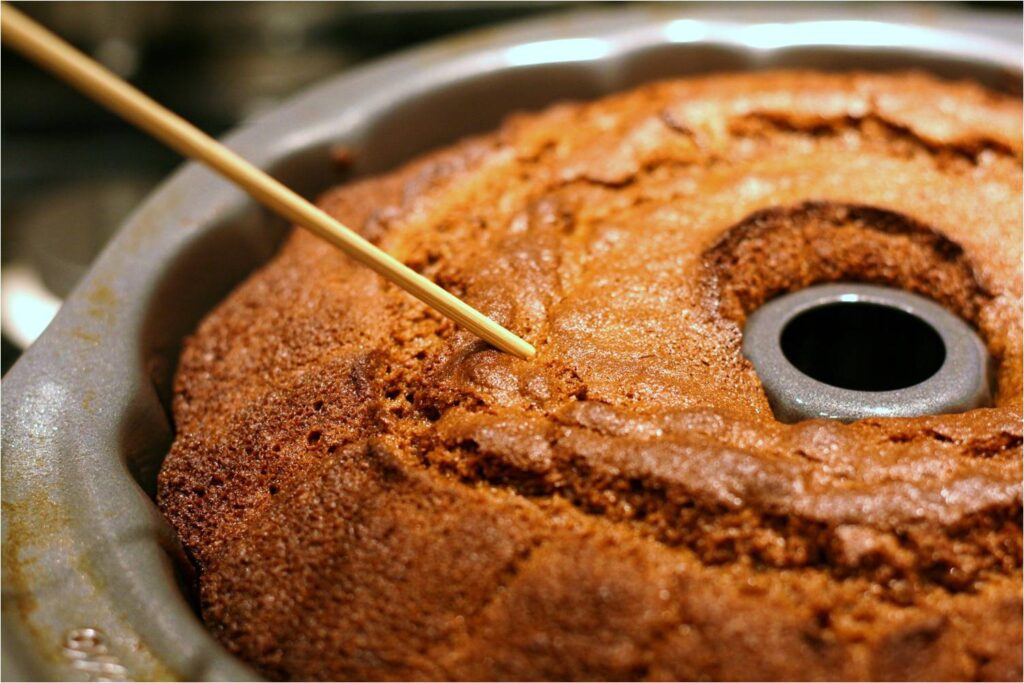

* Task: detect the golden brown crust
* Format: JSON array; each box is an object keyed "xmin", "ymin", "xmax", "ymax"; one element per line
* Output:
[{"xmin": 158, "ymin": 71, "xmax": 1023, "ymax": 681}]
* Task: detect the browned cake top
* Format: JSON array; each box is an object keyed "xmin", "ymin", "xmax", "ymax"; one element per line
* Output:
[{"xmin": 158, "ymin": 71, "xmax": 1023, "ymax": 681}]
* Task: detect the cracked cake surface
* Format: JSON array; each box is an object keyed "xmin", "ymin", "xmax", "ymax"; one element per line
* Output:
[{"xmin": 157, "ymin": 71, "xmax": 1023, "ymax": 681}]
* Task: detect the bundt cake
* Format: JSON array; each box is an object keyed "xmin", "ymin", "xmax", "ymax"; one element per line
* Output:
[{"xmin": 158, "ymin": 71, "xmax": 1023, "ymax": 681}]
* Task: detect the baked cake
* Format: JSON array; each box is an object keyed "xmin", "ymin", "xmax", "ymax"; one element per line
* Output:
[{"xmin": 157, "ymin": 71, "xmax": 1023, "ymax": 680}]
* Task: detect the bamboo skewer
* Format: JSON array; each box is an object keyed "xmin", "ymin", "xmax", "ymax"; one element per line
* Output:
[{"xmin": 0, "ymin": 3, "xmax": 536, "ymax": 360}]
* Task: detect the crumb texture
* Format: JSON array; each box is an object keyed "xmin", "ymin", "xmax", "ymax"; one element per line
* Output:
[{"xmin": 158, "ymin": 72, "xmax": 1023, "ymax": 681}]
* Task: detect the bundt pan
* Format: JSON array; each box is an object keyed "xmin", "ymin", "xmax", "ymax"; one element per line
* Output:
[{"xmin": 2, "ymin": 7, "xmax": 1020, "ymax": 681}]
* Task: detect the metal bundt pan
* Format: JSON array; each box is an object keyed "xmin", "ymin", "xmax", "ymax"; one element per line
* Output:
[{"xmin": 3, "ymin": 7, "xmax": 1020, "ymax": 681}]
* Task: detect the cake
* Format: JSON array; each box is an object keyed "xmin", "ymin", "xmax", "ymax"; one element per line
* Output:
[{"xmin": 157, "ymin": 71, "xmax": 1023, "ymax": 681}]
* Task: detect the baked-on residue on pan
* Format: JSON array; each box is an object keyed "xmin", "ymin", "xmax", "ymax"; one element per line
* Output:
[{"xmin": 158, "ymin": 72, "xmax": 1023, "ymax": 681}]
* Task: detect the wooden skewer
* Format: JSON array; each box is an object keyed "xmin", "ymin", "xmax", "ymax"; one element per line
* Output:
[{"xmin": 0, "ymin": 3, "xmax": 536, "ymax": 360}]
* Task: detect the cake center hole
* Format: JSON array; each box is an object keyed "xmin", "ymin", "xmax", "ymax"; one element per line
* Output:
[{"xmin": 780, "ymin": 301, "xmax": 945, "ymax": 391}]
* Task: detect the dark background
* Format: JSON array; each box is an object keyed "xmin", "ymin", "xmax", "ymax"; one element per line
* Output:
[{"xmin": 2, "ymin": 1, "xmax": 1020, "ymax": 374}]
